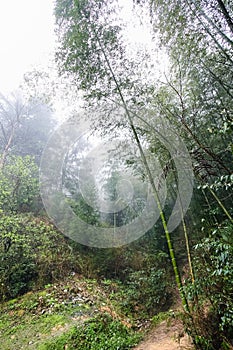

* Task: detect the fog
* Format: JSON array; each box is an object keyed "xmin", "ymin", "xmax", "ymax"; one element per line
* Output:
[{"xmin": 0, "ymin": 0, "xmax": 55, "ymax": 93}]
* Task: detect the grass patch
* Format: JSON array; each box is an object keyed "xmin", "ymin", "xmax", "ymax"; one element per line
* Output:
[
  {"xmin": 38, "ymin": 313, "xmax": 142, "ymax": 350},
  {"xmin": 0, "ymin": 312, "xmax": 70, "ymax": 350},
  {"xmin": 151, "ymin": 310, "xmax": 176, "ymax": 327}
]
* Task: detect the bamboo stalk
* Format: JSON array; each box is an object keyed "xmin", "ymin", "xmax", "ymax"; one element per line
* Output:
[
  {"xmin": 93, "ymin": 25, "xmax": 190, "ymax": 313},
  {"xmin": 207, "ymin": 186, "xmax": 233, "ymax": 224}
]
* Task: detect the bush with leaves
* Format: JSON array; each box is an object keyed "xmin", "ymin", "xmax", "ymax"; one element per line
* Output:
[
  {"xmin": 0, "ymin": 214, "xmax": 82, "ymax": 300},
  {"xmin": 0, "ymin": 155, "xmax": 40, "ymax": 214},
  {"xmin": 183, "ymin": 223, "xmax": 233, "ymax": 349},
  {"xmin": 124, "ymin": 266, "xmax": 172, "ymax": 318}
]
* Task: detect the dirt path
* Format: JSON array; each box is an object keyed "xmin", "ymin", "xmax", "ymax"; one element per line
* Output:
[{"xmin": 134, "ymin": 319, "xmax": 194, "ymax": 350}]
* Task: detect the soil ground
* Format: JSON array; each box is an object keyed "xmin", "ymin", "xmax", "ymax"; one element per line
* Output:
[{"xmin": 134, "ymin": 318, "xmax": 194, "ymax": 350}]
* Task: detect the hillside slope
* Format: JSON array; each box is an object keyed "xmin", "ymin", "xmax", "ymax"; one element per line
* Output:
[
  {"xmin": 0, "ymin": 275, "xmax": 139, "ymax": 350},
  {"xmin": 0, "ymin": 275, "xmax": 195, "ymax": 350}
]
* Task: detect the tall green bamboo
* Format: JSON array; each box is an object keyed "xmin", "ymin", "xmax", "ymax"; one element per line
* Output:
[
  {"xmin": 93, "ymin": 26, "xmax": 190, "ymax": 313},
  {"xmin": 207, "ymin": 186, "xmax": 233, "ymax": 224}
]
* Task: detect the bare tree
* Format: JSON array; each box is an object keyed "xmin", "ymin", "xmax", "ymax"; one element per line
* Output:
[{"xmin": 0, "ymin": 92, "xmax": 30, "ymax": 168}]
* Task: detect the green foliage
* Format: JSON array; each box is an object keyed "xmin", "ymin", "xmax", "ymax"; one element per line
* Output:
[
  {"xmin": 124, "ymin": 267, "xmax": 172, "ymax": 317},
  {"xmin": 151, "ymin": 310, "xmax": 176, "ymax": 327},
  {"xmin": 55, "ymin": 0, "xmax": 123, "ymax": 100},
  {"xmin": 0, "ymin": 155, "xmax": 87, "ymax": 301},
  {"xmin": 0, "ymin": 215, "xmax": 36, "ymax": 298},
  {"xmin": 183, "ymin": 224, "xmax": 233, "ymax": 349},
  {"xmin": 0, "ymin": 155, "xmax": 40, "ymax": 214},
  {"xmin": 0, "ymin": 214, "xmax": 80, "ymax": 300},
  {"xmin": 97, "ymin": 251, "xmax": 173, "ymax": 319},
  {"xmin": 67, "ymin": 196, "xmax": 100, "ymax": 226},
  {"xmin": 38, "ymin": 313, "xmax": 141, "ymax": 350}
]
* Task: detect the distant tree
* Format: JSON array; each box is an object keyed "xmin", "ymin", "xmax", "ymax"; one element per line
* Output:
[
  {"xmin": 0, "ymin": 91, "xmax": 56, "ymax": 166},
  {"xmin": 0, "ymin": 155, "xmax": 40, "ymax": 214}
]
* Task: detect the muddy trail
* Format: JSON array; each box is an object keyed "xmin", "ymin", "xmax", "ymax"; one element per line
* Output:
[{"xmin": 134, "ymin": 318, "xmax": 193, "ymax": 350}]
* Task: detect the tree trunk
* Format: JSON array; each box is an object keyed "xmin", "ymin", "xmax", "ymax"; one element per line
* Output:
[{"xmin": 216, "ymin": 0, "xmax": 233, "ymax": 35}]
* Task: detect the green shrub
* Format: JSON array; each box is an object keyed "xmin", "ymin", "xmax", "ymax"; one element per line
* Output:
[
  {"xmin": 183, "ymin": 224, "xmax": 233, "ymax": 349},
  {"xmin": 0, "ymin": 214, "xmax": 81, "ymax": 300},
  {"xmin": 0, "ymin": 155, "xmax": 40, "ymax": 214},
  {"xmin": 123, "ymin": 267, "xmax": 172, "ymax": 317}
]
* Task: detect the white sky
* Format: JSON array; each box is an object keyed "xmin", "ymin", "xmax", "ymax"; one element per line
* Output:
[
  {"xmin": 0, "ymin": 0, "xmax": 168, "ymax": 101},
  {"xmin": 0, "ymin": 0, "xmax": 55, "ymax": 93}
]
